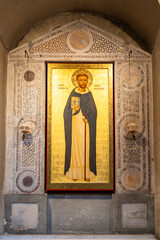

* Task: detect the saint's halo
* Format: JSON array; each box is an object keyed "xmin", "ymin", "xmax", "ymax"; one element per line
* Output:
[{"xmin": 71, "ymin": 69, "xmax": 93, "ymax": 88}]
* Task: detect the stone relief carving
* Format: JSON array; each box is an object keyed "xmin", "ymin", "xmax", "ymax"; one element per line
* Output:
[{"xmin": 14, "ymin": 64, "xmax": 43, "ymax": 193}]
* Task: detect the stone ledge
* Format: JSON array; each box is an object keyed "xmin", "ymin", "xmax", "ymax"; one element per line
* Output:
[{"xmin": 0, "ymin": 235, "xmax": 156, "ymax": 240}]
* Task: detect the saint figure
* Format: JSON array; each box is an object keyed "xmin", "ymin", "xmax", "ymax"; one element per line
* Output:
[{"xmin": 64, "ymin": 69, "xmax": 97, "ymax": 181}]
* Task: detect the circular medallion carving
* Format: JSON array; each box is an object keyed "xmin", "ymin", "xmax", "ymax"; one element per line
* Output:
[
  {"xmin": 121, "ymin": 168, "xmax": 141, "ymax": 190},
  {"xmin": 67, "ymin": 29, "xmax": 93, "ymax": 53},
  {"xmin": 24, "ymin": 71, "xmax": 35, "ymax": 82},
  {"xmin": 22, "ymin": 176, "xmax": 33, "ymax": 187},
  {"xmin": 121, "ymin": 65, "xmax": 144, "ymax": 89},
  {"xmin": 16, "ymin": 170, "xmax": 39, "ymax": 193}
]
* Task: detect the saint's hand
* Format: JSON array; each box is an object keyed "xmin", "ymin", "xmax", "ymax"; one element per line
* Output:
[
  {"xmin": 74, "ymin": 106, "xmax": 80, "ymax": 112},
  {"xmin": 83, "ymin": 118, "xmax": 88, "ymax": 123}
]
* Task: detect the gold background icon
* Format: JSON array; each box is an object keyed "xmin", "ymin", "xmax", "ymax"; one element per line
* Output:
[{"xmin": 47, "ymin": 63, "xmax": 114, "ymax": 190}]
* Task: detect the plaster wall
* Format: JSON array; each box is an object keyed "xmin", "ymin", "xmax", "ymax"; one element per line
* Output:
[
  {"xmin": 152, "ymin": 28, "xmax": 160, "ymax": 239},
  {"xmin": 0, "ymin": 42, "xmax": 8, "ymax": 233}
]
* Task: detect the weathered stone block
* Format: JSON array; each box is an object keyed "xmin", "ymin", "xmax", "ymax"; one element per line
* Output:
[
  {"xmin": 4, "ymin": 194, "xmax": 47, "ymax": 234},
  {"xmin": 112, "ymin": 194, "xmax": 154, "ymax": 234},
  {"xmin": 122, "ymin": 203, "xmax": 147, "ymax": 228},
  {"xmin": 12, "ymin": 203, "xmax": 38, "ymax": 229},
  {"xmin": 48, "ymin": 194, "xmax": 112, "ymax": 234}
]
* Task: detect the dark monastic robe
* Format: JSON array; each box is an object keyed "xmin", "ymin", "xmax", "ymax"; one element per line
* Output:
[{"xmin": 64, "ymin": 88, "xmax": 97, "ymax": 175}]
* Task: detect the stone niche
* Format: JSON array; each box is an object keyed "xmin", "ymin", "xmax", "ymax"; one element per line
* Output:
[{"xmin": 4, "ymin": 16, "xmax": 154, "ymax": 234}]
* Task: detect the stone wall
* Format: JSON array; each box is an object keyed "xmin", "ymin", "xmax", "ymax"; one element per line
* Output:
[
  {"xmin": 0, "ymin": 41, "xmax": 8, "ymax": 233},
  {"xmin": 152, "ymin": 27, "xmax": 160, "ymax": 239}
]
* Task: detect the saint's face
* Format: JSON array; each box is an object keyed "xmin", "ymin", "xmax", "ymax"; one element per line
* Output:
[{"xmin": 77, "ymin": 75, "xmax": 88, "ymax": 89}]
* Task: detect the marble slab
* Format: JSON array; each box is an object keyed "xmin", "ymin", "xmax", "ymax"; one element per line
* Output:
[{"xmin": 12, "ymin": 203, "xmax": 38, "ymax": 229}]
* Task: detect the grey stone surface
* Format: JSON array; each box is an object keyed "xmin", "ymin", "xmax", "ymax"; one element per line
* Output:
[
  {"xmin": 0, "ymin": 234, "xmax": 157, "ymax": 240},
  {"xmin": 4, "ymin": 194, "xmax": 47, "ymax": 234},
  {"xmin": 153, "ymin": 28, "xmax": 160, "ymax": 240},
  {"xmin": 48, "ymin": 194, "xmax": 112, "ymax": 234},
  {"xmin": 122, "ymin": 203, "xmax": 147, "ymax": 228},
  {"xmin": 0, "ymin": 42, "xmax": 8, "ymax": 234},
  {"xmin": 112, "ymin": 194, "xmax": 154, "ymax": 234},
  {"xmin": 12, "ymin": 203, "xmax": 38, "ymax": 229}
]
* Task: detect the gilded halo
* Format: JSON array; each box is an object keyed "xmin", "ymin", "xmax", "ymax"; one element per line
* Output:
[{"xmin": 71, "ymin": 69, "xmax": 93, "ymax": 87}]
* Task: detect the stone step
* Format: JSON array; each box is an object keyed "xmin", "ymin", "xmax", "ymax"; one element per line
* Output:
[{"xmin": 0, "ymin": 235, "xmax": 157, "ymax": 240}]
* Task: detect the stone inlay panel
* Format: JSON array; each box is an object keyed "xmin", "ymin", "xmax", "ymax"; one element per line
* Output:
[
  {"xmin": 24, "ymin": 70, "xmax": 35, "ymax": 82},
  {"xmin": 123, "ymin": 141, "xmax": 141, "ymax": 164},
  {"xmin": 112, "ymin": 194, "xmax": 154, "ymax": 234},
  {"xmin": 34, "ymin": 33, "xmax": 73, "ymax": 53},
  {"xmin": 122, "ymin": 203, "xmax": 147, "ymax": 228},
  {"xmin": 123, "ymin": 90, "xmax": 140, "ymax": 113},
  {"xmin": 22, "ymin": 89, "xmax": 36, "ymax": 116},
  {"xmin": 116, "ymin": 61, "xmax": 152, "ymax": 193},
  {"xmin": 4, "ymin": 194, "xmax": 47, "ymax": 234},
  {"xmin": 89, "ymin": 32, "xmax": 124, "ymax": 54},
  {"xmin": 22, "ymin": 141, "xmax": 36, "ymax": 167},
  {"xmin": 12, "ymin": 203, "xmax": 38, "ymax": 229},
  {"xmin": 67, "ymin": 29, "xmax": 93, "ymax": 52}
]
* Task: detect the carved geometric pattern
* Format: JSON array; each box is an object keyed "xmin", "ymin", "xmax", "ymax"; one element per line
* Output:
[
  {"xmin": 117, "ymin": 114, "xmax": 140, "ymax": 170},
  {"xmin": 22, "ymin": 141, "xmax": 36, "ymax": 168},
  {"xmin": 123, "ymin": 140, "xmax": 141, "ymax": 164},
  {"xmin": 33, "ymin": 33, "xmax": 73, "ymax": 53},
  {"xmin": 14, "ymin": 63, "xmax": 43, "ymax": 194},
  {"xmin": 123, "ymin": 91, "xmax": 140, "ymax": 113},
  {"xmin": 142, "ymin": 86, "xmax": 146, "ymax": 134},
  {"xmin": 146, "ymin": 64, "xmax": 151, "ymax": 192},
  {"xmin": 9, "ymin": 20, "xmax": 152, "ymax": 61},
  {"xmin": 88, "ymin": 32, "xmax": 124, "ymax": 53},
  {"xmin": 22, "ymin": 89, "xmax": 36, "ymax": 115},
  {"xmin": 16, "ymin": 71, "xmax": 22, "ymax": 118},
  {"xmin": 116, "ymin": 61, "xmax": 151, "ymax": 193},
  {"xmin": 16, "ymin": 131, "xmax": 41, "ymax": 193}
]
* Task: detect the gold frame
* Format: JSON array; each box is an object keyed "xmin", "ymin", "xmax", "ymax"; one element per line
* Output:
[{"xmin": 46, "ymin": 63, "xmax": 114, "ymax": 191}]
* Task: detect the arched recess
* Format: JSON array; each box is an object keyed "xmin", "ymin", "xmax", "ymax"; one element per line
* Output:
[{"xmin": 0, "ymin": 0, "xmax": 159, "ymax": 51}]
